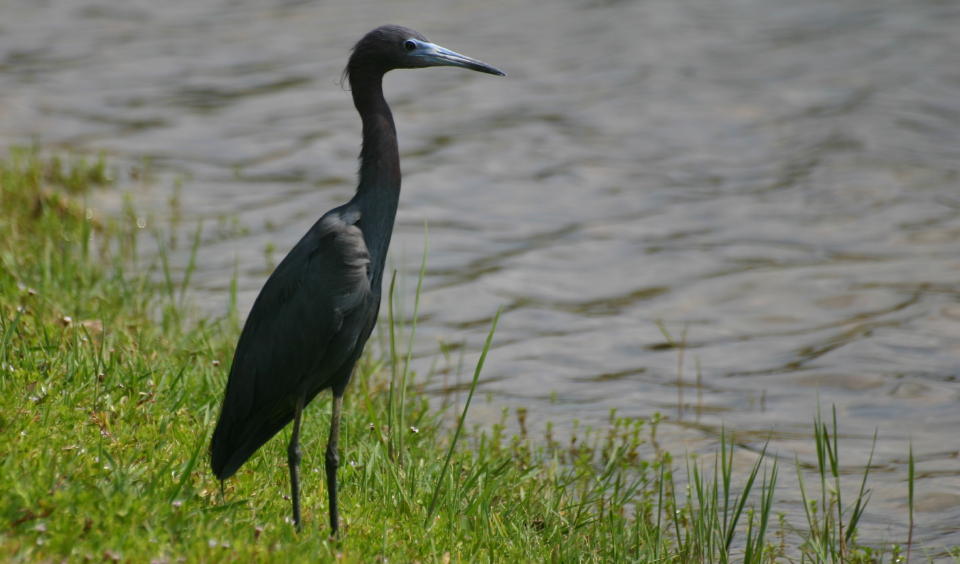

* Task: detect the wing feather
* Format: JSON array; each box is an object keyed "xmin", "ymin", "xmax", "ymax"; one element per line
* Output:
[{"xmin": 210, "ymin": 210, "xmax": 372, "ymax": 479}]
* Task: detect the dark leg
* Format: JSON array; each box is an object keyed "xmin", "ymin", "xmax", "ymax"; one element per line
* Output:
[
  {"xmin": 325, "ymin": 393, "xmax": 343, "ymax": 535},
  {"xmin": 287, "ymin": 395, "xmax": 305, "ymax": 531}
]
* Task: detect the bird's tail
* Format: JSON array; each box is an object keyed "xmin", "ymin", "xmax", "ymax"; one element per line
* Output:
[{"xmin": 210, "ymin": 399, "xmax": 294, "ymax": 480}]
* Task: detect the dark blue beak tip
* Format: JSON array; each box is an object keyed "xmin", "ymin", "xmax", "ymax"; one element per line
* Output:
[{"xmin": 479, "ymin": 65, "xmax": 506, "ymax": 77}]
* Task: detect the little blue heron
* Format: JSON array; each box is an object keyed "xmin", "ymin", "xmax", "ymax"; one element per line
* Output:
[{"xmin": 209, "ymin": 25, "xmax": 504, "ymax": 534}]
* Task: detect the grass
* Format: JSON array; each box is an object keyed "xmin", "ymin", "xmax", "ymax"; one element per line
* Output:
[{"xmin": 0, "ymin": 148, "xmax": 943, "ymax": 562}]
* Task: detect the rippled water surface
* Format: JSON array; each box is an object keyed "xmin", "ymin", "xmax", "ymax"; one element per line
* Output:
[{"xmin": 2, "ymin": 0, "xmax": 959, "ymax": 551}]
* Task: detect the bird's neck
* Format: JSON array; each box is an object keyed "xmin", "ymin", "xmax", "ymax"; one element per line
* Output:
[{"xmin": 351, "ymin": 72, "xmax": 400, "ymax": 290}]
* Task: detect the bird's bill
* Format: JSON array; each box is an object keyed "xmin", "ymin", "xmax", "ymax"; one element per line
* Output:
[{"xmin": 416, "ymin": 42, "xmax": 506, "ymax": 76}]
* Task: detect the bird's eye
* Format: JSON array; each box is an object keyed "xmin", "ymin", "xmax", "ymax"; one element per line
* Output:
[{"xmin": 403, "ymin": 40, "xmax": 417, "ymax": 52}]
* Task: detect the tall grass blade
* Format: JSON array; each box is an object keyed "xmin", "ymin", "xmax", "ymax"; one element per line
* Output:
[
  {"xmin": 425, "ymin": 308, "xmax": 500, "ymax": 526},
  {"xmin": 845, "ymin": 428, "xmax": 876, "ymax": 545},
  {"xmin": 398, "ymin": 227, "xmax": 429, "ymax": 465},
  {"xmin": 178, "ymin": 221, "xmax": 203, "ymax": 306},
  {"xmin": 907, "ymin": 441, "xmax": 915, "ymax": 563},
  {"xmin": 723, "ymin": 442, "xmax": 769, "ymax": 553},
  {"xmin": 386, "ymin": 270, "xmax": 399, "ymax": 462}
]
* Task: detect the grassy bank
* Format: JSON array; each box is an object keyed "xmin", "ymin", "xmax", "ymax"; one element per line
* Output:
[{"xmin": 0, "ymin": 150, "xmax": 938, "ymax": 562}]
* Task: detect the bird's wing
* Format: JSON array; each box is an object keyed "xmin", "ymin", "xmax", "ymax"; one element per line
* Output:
[{"xmin": 211, "ymin": 210, "xmax": 372, "ymax": 478}]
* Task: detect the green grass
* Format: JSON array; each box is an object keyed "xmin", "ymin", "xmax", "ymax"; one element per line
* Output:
[{"xmin": 0, "ymin": 149, "xmax": 940, "ymax": 562}]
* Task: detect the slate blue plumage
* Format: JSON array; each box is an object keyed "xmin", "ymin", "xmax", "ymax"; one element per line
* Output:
[{"xmin": 210, "ymin": 25, "xmax": 504, "ymax": 534}]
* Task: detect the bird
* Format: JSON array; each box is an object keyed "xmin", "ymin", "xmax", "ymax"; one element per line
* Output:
[{"xmin": 209, "ymin": 25, "xmax": 504, "ymax": 534}]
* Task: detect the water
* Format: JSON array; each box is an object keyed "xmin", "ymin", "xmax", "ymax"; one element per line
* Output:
[{"xmin": 2, "ymin": 0, "xmax": 958, "ymax": 552}]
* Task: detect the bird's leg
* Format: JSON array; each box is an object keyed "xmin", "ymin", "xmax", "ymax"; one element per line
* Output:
[
  {"xmin": 287, "ymin": 395, "xmax": 305, "ymax": 531},
  {"xmin": 325, "ymin": 392, "xmax": 343, "ymax": 536}
]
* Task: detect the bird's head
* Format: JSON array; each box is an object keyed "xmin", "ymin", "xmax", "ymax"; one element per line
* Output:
[{"xmin": 344, "ymin": 25, "xmax": 505, "ymax": 85}]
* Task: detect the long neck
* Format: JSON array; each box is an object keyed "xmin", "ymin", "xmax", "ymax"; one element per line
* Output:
[{"xmin": 350, "ymin": 71, "xmax": 400, "ymax": 290}]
